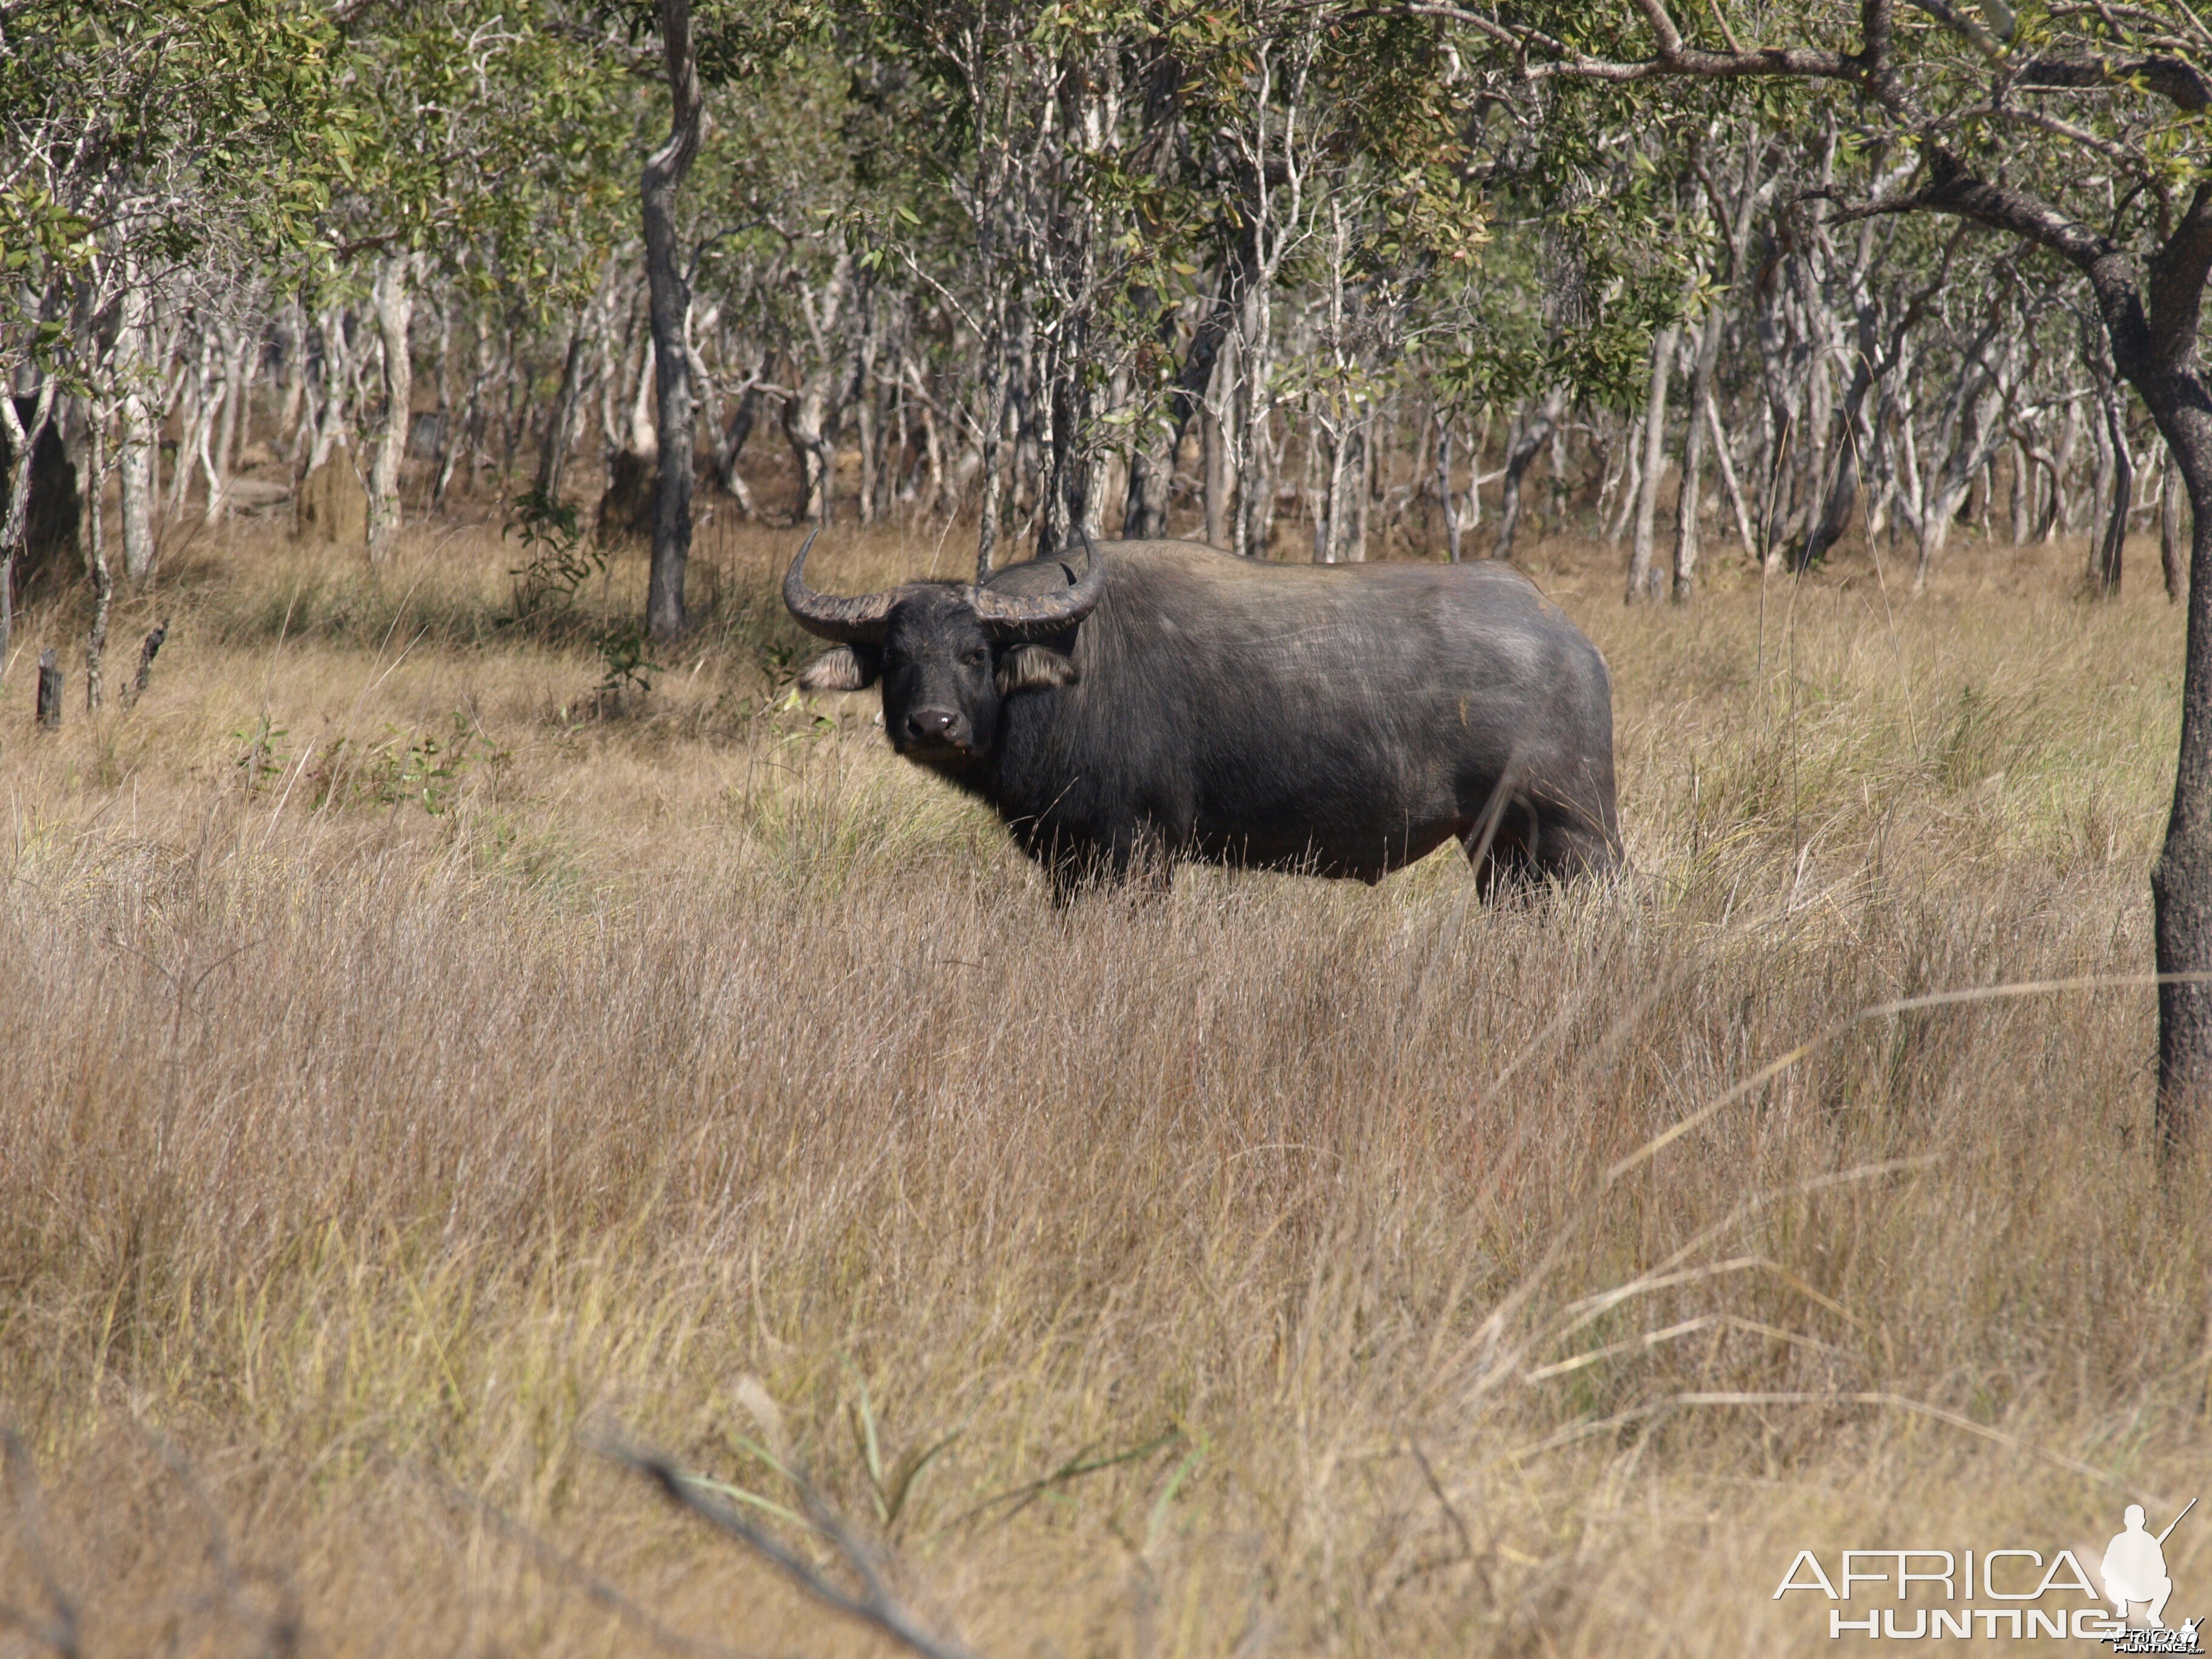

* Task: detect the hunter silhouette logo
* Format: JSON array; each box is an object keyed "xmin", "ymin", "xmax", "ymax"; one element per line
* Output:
[{"xmin": 2102, "ymin": 1501, "xmax": 2200, "ymax": 1654}]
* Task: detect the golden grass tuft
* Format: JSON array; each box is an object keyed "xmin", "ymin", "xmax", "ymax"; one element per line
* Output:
[{"xmin": 1, "ymin": 517, "xmax": 2206, "ymax": 1655}]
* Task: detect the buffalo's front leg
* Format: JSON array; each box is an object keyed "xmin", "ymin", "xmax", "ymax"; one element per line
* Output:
[
  {"xmin": 1037, "ymin": 819, "xmax": 1174, "ymax": 902},
  {"xmin": 1096, "ymin": 816, "xmax": 1174, "ymax": 898}
]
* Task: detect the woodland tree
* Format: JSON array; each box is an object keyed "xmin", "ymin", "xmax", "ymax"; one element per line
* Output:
[{"xmin": 1451, "ymin": 0, "xmax": 2212, "ymax": 1141}]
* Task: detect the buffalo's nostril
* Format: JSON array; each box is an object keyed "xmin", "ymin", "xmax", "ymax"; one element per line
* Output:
[{"xmin": 907, "ymin": 708, "xmax": 959, "ymax": 741}]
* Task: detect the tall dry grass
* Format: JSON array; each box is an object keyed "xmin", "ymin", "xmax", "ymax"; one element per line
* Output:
[{"xmin": 1, "ymin": 517, "xmax": 2205, "ymax": 1657}]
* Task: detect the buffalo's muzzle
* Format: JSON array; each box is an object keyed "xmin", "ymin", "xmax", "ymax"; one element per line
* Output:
[{"xmin": 901, "ymin": 708, "xmax": 970, "ymax": 752}]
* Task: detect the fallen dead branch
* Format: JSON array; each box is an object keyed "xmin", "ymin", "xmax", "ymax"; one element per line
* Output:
[{"xmin": 588, "ymin": 1421, "xmax": 992, "ymax": 1659}]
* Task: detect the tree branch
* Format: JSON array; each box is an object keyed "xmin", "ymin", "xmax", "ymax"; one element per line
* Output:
[
  {"xmin": 1401, "ymin": 3, "xmax": 1862, "ymax": 89},
  {"xmin": 1904, "ymin": 0, "xmax": 2008, "ymax": 62},
  {"xmin": 2016, "ymin": 53, "xmax": 2212, "ymax": 110},
  {"xmin": 591, "ymin": 1431, "xmax": 992, "ymax": 1659},
  {"xmin": 2147, "ymin": 182, "xmax": 2212, "ymax": 366},
  {"xmin": 1914, "ymin": 146, "xmax": 2118, "ymax": 277},
  {"xmin": 1978, "ymin": 103, "xmax": 2148, "ymax": 173}
]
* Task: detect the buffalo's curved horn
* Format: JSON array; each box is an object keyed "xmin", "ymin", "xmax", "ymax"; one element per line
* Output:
[
  {"xmin": 970, "ymin": 527, "xmax": 1109, "ymax": 642},
  {"xmin": 783, "ymin": 529, "xmax": 899, "ymax": 642}
]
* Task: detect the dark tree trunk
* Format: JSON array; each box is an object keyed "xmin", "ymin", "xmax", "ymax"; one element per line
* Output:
[
  {"xmin": 2093, "ymin": 373, "xmax": 2132, "ymax": 597},
  {"xmin": 2154, "ymin": 412, "xmax": 2212, "ymax": 1149},
  {"xmin": 1492, "ymin": 389, "xmax": 1563, "ymax": 563},
  {"xmin": 1124, "ymin": 270, "xmax": 1244, "ymax": 540},
  {"xmin": 642, "ymin": 0, "xmax": 701, "ymax": 643},
  {"xmin": 1954, "ymin": 175, "xmax": 2212, "ymax": 1142},
  {"xmin": 130, "ymin": 620, "xmax": 166, "ymax": 703},
  {"xmin": 2073, "ymin": 187, "xmax": 2212, "ymax": 1147},
  {"xmin": 2156, "ymin": 454, "xmax": 2212, "ymax": 1124},
  {"xmin": 715, "ymin": 366, "xmax": 765, "ymax": 512},
  {"xmin": 536, "ymin": 317, "xmax": 592, "ymax": 504},
  {"xmin": 1800, "ymin": 349, "xmax": 1877, "ymax": 573}
]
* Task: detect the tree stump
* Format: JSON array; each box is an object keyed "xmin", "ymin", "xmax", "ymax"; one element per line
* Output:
[
  {"xmin": 35, "ymin": 648, "xmax": 61, "ymax": 729},
  {"xmin": 596, "ymin": 449, "xmax": 657, "ymax": 546},
  {"xmin": 129, "ymin": 620, "xmax": 167, "ymax": 704}
]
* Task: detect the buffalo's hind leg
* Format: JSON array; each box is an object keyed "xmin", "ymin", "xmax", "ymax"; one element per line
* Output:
[
  {"xmin": 1534, "ymin": 819, "xmax": 1621, "ymax": 883},
  {"xmin": 1463, "ymin": 785, "xmax": 1537, "ymax": 899},
  {"xmin": 1463, "ymin": 795, "xmax": 1618, "ymax": 896},
  {"xmin": 1466, "ymin": 816, "xmax": 1535, "ymax": 899}
]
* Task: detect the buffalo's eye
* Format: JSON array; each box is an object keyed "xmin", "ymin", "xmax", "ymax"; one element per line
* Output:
[{"xmin": 962, "ymin": 648, "xmax": 989, "ymax": 668}]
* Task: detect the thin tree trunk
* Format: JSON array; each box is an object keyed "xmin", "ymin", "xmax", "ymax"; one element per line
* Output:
[
  {"xmin": 1202, "ymin": 364, "xmax": 1229, "ymax": 549},
  {"xmin": 1347, "ymin": 412, "xmax": 1372, "ymax": 561},
  {"xmin": 1318, "ymin": 411, "xmax": 1368, "ymax": 565},
  {"xmin": 1626, "ymin": 318, "xmax": 1680, "ymax": 602},
  {"xmin": 118, "ymin": 275, "xmax": 155, "ymax": 582},
  {"xmin": 169, "ymin": 348, "xmax": 201, "ymax": 520},
  {"xmin": 208, "ymin": 320, "xmax": 248, "ymax": 526},
  {"xmin": 309, "ymin": 305, "xmax": 355, "ymax": 475},
  {"xmin": 369, "ymin": 253, "xmax": 415, "ymax": 560},
  {"xmin": 278, "ymin": 303, "xmax": 306, "ymax": 459},
  {"xmin": 85, "ymin": 411, "xmax": 109, "ymax": 709},
  {"xmin": 2037, "ymin": 402, "xmax": 2077, "ymax": 540},
  {"xmin": 0, "ymin": 379, "xmax": 59, "ymax": 680},
  {"xmin": 194, "ymin": 340, "xmax": 224, "ymax": 525},
  {"xmin": 598, "ymin": 313, "xmax": 626, "ymax": 460},
  {"xmin": 429, "ymin": 313, "xmax": 455, "ymax": 507},
  {"xmin": 976, "ymin": 325, "xmax": 1009, "ymax": 581},
  {"xmin": 855, "ymin": 324, "xmax": 879, "ymax": 529},
  {"xmin": 1706, "ymin": 393, "xmax": 1757, "ymax": 553},
  {"xmin": 1674, "ymin": 297, "xmax": 1724, "ymax": 601},
  {"xmin": 1335, "ymin": 414, "xmax": 1366, "ymax": 562},
  {"xmin": 642, "ymin": 0, "xmax": 702, "ymax": 642},
  {"xmin": 1768, "ymin": 400, "xmax": 1805, "ymax": 578},
  {"xmin": 1235, "ymin": 281, "xmax": 1275, "ymax": 560},
  {"xmin": 1607, "ymin": 418, "xmax": 1642, "ymax": 545},
  {"xmin": 916, "ymin": 381, "xmax": 942, "ymax": 517},
  {"xmin": 1435, "ymin": 411, "xmax": 1463, "ymax": 562},
  {"xmin": 1463, "ymin": 411, "xmax": 1487, "ymax": 532},
  {"xmin": 628, "ymin": 337, "xmax": 659, "ymax": 458}
]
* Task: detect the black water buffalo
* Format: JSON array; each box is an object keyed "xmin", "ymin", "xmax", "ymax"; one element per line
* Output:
[{"xmin": 785, "ymin": 531, "xmax": 1620, "ymax": 896}]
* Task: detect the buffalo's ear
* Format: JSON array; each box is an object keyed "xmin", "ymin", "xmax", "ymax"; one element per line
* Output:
[
  {"xmin": 797, "ymin": 645, "xmax": 879, "ymax": 691},
  {"xmin": 996, "ymin": 644, "xmax": 1078, "ymax": 695}
]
